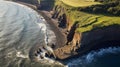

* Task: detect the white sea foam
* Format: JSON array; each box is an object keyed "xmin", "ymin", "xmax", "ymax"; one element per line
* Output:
[
  {"xmin": 67, "ymin": 47, "xmax": 120, "ymax": 67},
  {"xmin": 0, "ymin": 1, "xmax": 57, "ymax": 66},
  {"xmin": 16, "ymin": 51, "xmax": 28, "ymax": 58},
  {"xmin": 0, "ymin": 0, "xmax": 44, "ymax": 52}
]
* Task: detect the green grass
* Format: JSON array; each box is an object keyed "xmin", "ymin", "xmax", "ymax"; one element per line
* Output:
[
  {"xmin": 67, "ymin": 10, "xmax": 120, "ymax": 32},
  {"xmin": 55, "ymin": 0, "xmax": 120, "ymax": 32},
  {"xmin": 76, "ymin": 15, "xmax": 120, "ymax": 32},
  {"xmin": 61, "ymin": 0, "xmax": 101, "ymax": 7}
]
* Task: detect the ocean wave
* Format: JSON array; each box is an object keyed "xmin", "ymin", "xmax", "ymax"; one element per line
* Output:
[
  {"xmin": 67, "ymin": 47, "xmax": 120, "ymax": 67},
  {"xmin": 0, "ymin": 1, "xmax": 57, "ymax": 67}
]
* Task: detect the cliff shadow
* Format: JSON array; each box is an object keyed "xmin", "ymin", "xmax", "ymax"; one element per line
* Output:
[
  {"xmin": 66, "ymin": 21, "xmax": 79, "ymax": 45},
  {"xmin": 77, "ymin": 24, "xmax": 120, "ymax": 52},
  {"xmin": 38, "ymin": 0, "xmax": 55, "ymax": 11}
]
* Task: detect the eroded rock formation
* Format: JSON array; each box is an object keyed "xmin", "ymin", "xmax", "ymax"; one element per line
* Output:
[
  {"xmin": 54, "ymin": 25, "xmax": 120, "ymax": 60},
  {"xmin": 35, "ymin": 4, "xmax": 120, "ymax": 60},
  {"xmin": 17, "ymin": 1, "xmax": 120, "ymax": 61}
]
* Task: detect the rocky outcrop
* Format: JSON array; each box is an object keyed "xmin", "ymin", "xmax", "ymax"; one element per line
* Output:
[
  {"xmin": 50, "ymin": 5, "xmax": 83, "ymax": 59},
  {"xmin": 66, "ymin": 22, "xmax": 79, "ymax": 45},
  {"xmin": 35, "ymin": 3, "xmax": 120, "ymax": 60},
  {"xmin": 17, "ymin": 1, "xmax": 120, "ymax": 61},
  {"xmin": 53, "ymin": 21, "xmax": 81, "ymax": 59},
  {"xmin": 54, "ymin": 25, "xmax": 120, "ymax": 60},
  {"xmin": 52, "ymin": 5, "xmax": 62, "ymax": 19},
  {"xmin": 52, "ymin": 5, "xmax": 68, "ymax": 29}
]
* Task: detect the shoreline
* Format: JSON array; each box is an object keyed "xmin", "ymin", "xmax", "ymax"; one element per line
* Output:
[
  {"xmin": 15, "ymin": 1, "xmax": 67, "ymax": 49},
  {"xmin": 37, "ymin": 10, "xmax": 67, "ymax": 49},
  {"xmin": 14, "ymin": 1, "xmax": 120, "ymax": 61}
]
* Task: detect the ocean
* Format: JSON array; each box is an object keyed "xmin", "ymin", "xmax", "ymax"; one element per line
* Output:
[
  {"xmin": 66, "ymin": 47, "xmax": 120, "ymax": 67},
  {"xmin": 0, "ymin": 1, "xmax": 59, "ymax": 67},
  {"xmin": 0, "ymin": 1, "xmax": 120, "ymax": 67}
]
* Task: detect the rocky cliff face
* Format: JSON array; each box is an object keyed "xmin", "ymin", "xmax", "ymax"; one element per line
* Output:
[
  {"xmin": 15, "ymin": 1, "xmax": 120, "ymax": 60},
  {"xmin": 52, "ymin": 5, "xmax": 81, "ymax": 43},
  {"xmin": 51, "ymin": 5, "xmax": 83, "ymax": 59},
  {"xmin": 52, "ymin": 5, "xmax": 68, "ymax": 28},
  {"xmin": 54, "ymin": 25, "xmax": 120, "ymax": 59},
  {"xmin": 79, "ymin": 25, "xmax": 120, "ymax": 51},
  {"xmin": 51, "ymin": 5, "xmax": 120, "ymax": 60}
]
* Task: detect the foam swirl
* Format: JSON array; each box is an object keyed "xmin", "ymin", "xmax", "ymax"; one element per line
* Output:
[{"xmin": 0, "ymin": 1, "xmax": 58, "ymax": 67}]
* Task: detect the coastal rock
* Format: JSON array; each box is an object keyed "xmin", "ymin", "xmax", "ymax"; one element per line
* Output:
[
  {"xmin": 54, "ymin": 25, "xmax": 120, "ymax": 59},
  {"xmin": 79, "ymin": 25, "xmax": 120, "ymax": 51},
  {"xmin": 18, "ymin": 1, "xmax": 120, "ymax": 61}
]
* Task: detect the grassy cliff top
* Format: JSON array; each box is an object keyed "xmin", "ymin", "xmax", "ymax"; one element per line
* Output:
[
  {"xmin": 61, "ymin": 0, "xmax": 101, "ymax": 7},
  {"xmin": 55, "ymin": 0, "xmax": 120, "ymax": 32}
]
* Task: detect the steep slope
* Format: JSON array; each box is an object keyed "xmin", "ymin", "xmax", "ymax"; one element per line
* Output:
[
  {"xmin": 12, "ymin": 0, "xmax": 120, "ymax": 60},
  {"xmin": 51, "ymin": 0, "xmax": 120, "ymax": 59}
]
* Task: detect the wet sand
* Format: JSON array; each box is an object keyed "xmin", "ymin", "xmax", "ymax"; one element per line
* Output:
[
  {"xmin": 37, "ymin": 10, "xmax": 66, "ymax": 49},
  {"xmin": 16, "ymin": 1, "xmax": 67, "ymax": 49}
]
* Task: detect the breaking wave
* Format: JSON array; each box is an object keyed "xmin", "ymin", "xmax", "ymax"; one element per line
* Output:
[
  {"xmin": 0, "ymin": 1, "xmax": 59, "ymax": 67},
  {"xmin": 1, "ymin": 1, "xmax": 120, "ymax": 67},
  {"xmin": 67, "ymin": 47, "xmax": 120, "ymax": 67}
]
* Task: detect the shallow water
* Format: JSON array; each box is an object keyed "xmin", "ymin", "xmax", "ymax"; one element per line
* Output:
[
  {"xmin": 0, "ymin": 1, "xmax": 120, "ymax": 67},
  {"xmin": 0, "ymin": 1, "xmax": 60, "ymax": 67}
]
